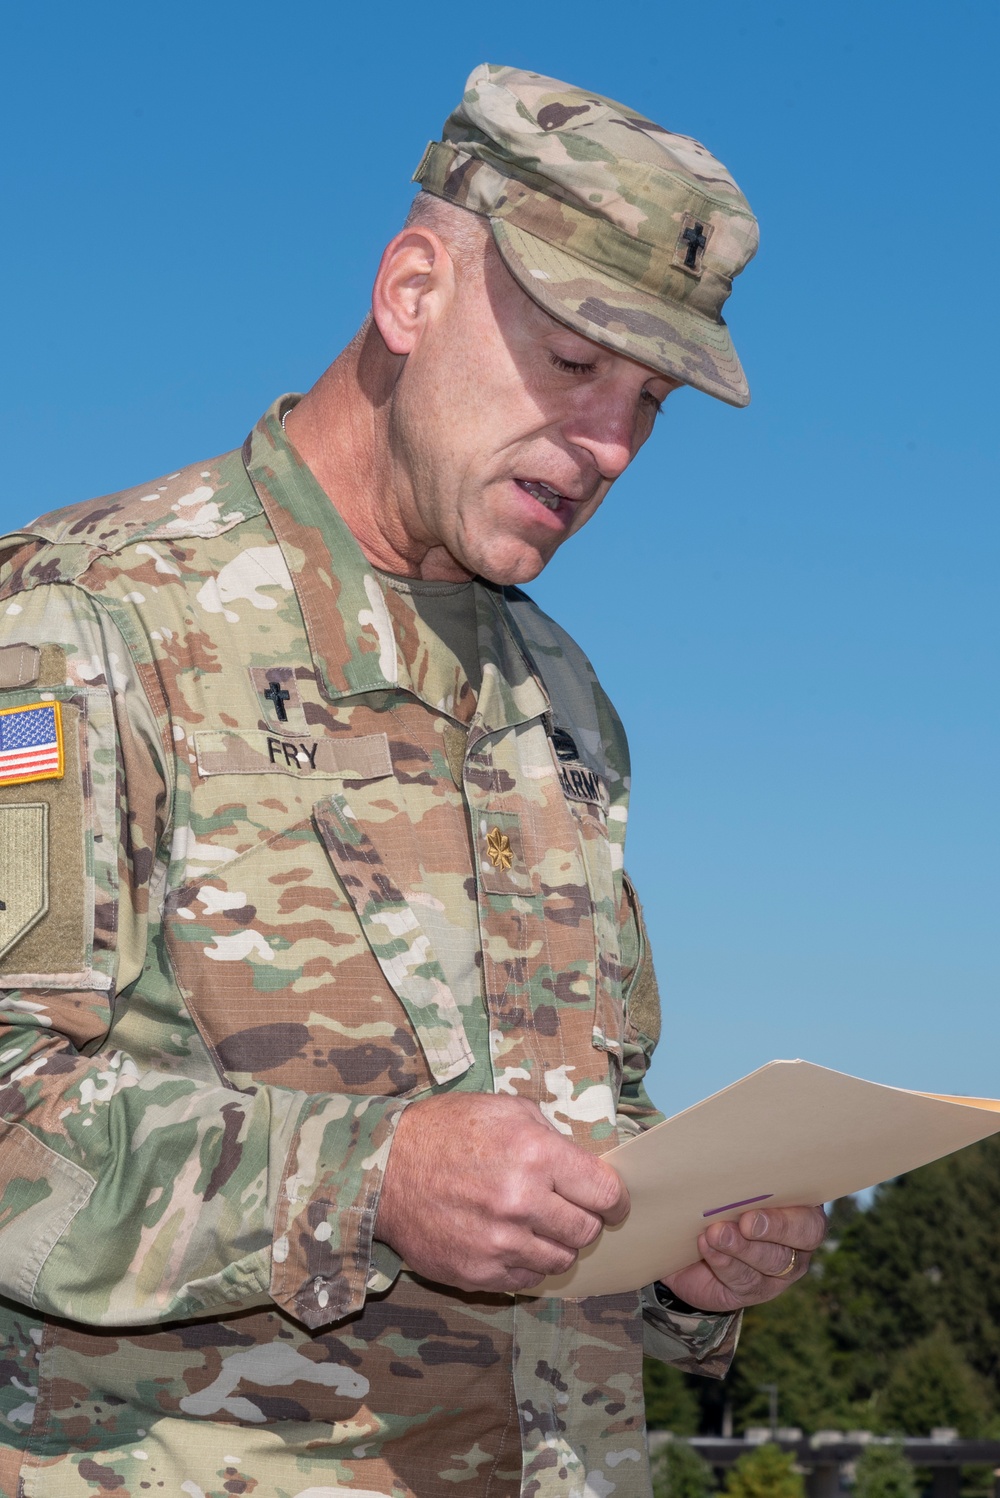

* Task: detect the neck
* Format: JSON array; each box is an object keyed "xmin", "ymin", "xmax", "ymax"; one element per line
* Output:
[{"xmin": 282, "ymin": 325, "xmax": 472, "ymax": 582}]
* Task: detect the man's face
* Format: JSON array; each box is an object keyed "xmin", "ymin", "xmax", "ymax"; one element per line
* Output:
[{"xmin": 386, "ymin": 239, "xmax": 680, "ymax": 585}]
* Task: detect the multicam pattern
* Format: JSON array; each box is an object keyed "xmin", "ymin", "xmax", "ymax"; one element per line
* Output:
[
  {"xmin": 0, "ymin": 396, "xmax": 737, "ymax": 1497},
  {"xmin": 414, "ymin": 63, "xmax": 759, "ymax": 406}
]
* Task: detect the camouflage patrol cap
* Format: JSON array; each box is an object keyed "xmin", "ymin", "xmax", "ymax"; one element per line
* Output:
[{"xmin": 413, "ymin": 63, "xmax": 759, "ymax": 407}]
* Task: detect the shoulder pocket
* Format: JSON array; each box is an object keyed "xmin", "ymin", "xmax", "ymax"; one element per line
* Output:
[{"xmin": 0, "ymin": 687, "xmax": 116, "ymax": 991}]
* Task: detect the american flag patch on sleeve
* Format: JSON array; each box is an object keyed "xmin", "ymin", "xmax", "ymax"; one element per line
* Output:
[{"xmin": 0, "ymin": 701, "xmax": 64, "ymax": 785}]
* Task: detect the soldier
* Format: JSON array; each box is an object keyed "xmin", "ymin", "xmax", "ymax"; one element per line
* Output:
[{"xmin": 0, "ymin": 64, "xmax": 824, "ymax": 1497}]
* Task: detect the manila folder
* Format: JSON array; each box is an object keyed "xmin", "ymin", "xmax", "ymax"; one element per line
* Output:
[{"xmin": 537, "ymin": 1060, "xmax": 1000, "ymax": 1299}]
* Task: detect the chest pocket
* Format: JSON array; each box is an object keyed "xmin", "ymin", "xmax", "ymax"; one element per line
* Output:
[{"xmin": 164, "ymin": 750, "xmax": 473, "ymax": 1098}]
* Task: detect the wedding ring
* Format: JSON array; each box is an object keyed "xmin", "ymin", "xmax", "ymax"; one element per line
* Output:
[{"xmin": 771, "ymin": 1247, "xmax": 798, "ymax": 1278}]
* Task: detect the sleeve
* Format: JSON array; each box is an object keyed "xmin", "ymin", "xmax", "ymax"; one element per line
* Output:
[
  {"xmin": 0, "ymin": 577, "xmax": 407, "ymax": 1333},
  {"xmin": 616, "ymin": 871, "xmax": 742, "ymax": 1376},
  {"xmin": 640, "ymin": 1290, "xmax": 741, "ymax": 1377},
  {"xmin": 617, "ymin": 872, "xmax": 667, "ymax": 1134}
]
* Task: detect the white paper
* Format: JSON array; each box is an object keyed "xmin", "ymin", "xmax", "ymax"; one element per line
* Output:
[{"xmin": 537, "ymin": 1060, "xmax": 1000, "ymax": 1299}]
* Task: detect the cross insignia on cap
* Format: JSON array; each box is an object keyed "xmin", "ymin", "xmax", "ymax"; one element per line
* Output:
[
  {"xmin": 681, "ymin": 221, "xmax": 707, "ymax": 270},
  {"xmin": 673, "ymin": 213, "xmax": 713, "ymax": 277}
]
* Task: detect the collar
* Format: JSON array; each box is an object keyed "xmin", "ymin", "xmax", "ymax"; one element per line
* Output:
[{"xmin": 242, "ymin": 396, "xmax": 550, "ymax": 735}]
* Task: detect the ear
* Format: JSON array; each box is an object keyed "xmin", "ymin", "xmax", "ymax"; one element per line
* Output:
[{"xmin": 371, "ymin": 227, "xmax": 457, "ymax": 356}]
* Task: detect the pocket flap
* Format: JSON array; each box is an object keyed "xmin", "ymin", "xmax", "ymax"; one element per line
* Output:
[{"xmin": 313, "ymin": 795, "xmax": 474, "ymax": 1086}]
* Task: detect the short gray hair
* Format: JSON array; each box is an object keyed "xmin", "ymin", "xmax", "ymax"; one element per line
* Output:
[{"xmin": 403, "ymin": 192, "xmax": 491, "ymax": 271}]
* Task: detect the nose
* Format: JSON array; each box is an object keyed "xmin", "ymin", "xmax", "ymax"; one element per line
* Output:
[{"xmin": 565, "ymin": 385, "xmax": 641, "ymax": 483}]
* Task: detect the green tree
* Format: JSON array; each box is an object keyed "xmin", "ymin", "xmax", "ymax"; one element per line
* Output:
[
  {"xmin": 644, "ymin": 1359, "xmax": 701, "ymax": 1434},
  {"xmin": 670, "ymin": 1145, "xmax": 1000, "ymax": 1440},
  {"xmin": 878, "ymin": 1327, "xmax": 993, "ymax": 1436},
  {"xmin": 826, "ymin": 1194, "xmax": 862, "ymax": 1243},
  {"xmin": 852, "ymin": 1442, "xmax": 917, "ymax": 1498},
  {"xmin": 724, "ymin": 1273, "xmax": 849, "ymax": 1433},
  {"xmin": 723, "ymin": 1443, "xmax": 804, "ymax": 1498},
  {"xmin": 651, "ymin": 1439, "xmax": 715, "ymax": 1498},
  {"xmin": 823, "ymin": 1137, "xmax": 1000, "ymax": 1408}
]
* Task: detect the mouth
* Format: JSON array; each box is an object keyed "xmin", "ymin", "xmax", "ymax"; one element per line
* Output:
[{"xmin": 515, "ymin": 478, "xmax": 571, "ymax": 514}]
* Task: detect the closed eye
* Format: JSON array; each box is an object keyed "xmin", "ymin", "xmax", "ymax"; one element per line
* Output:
[{"xmin": 550, "ymin": 354, "xmax": 597, "ymax": 375}]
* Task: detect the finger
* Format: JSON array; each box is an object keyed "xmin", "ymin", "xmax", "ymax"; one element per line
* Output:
[
  {"xmin": 596, "ymin": 1171, "xmax": 630, "ymax": 1227},
  {"xmin": 696, "ymin": 1238, "xmax": 772, "ymax": 1301},
  {"xmin": 697, "ymin": 1235, "xmax": 808, "ymax": 1298},
  {"xmin": 661, "ymin": 1261, "xmax": 737, "ymax": 1314},
  {"xmin": 504, "ymin": 1267, "xmax": 546, "ymax": 1293},
  {"xmin": 703, "ymin": 1221, "xmax": 808, "ymax": 1278},
  {"xmin": 452, "ymin": 1258, "xmax": 548, "ymax": 1296},
  {"xmin": 527, "ymin": 1197, "xmax": 606, "ymax": 1253},
  {"xmin": 447, "ymin": 1222, "xmax": 583, "ymax": 1289},
  {"xmin": 508, "ymin": 1230, "xmax": 583, "ymax": 1281},
  {"xmin": 551, "ymin": 1153, "xmax": 630, "ymax": 1225},
  {"xmin": 737, "ymin": 1204, "xmax": 827, "ymax": 1251},
  {"xmin": 697, "ymin": 1233, "xmax": 809, "ymax": 1297}
]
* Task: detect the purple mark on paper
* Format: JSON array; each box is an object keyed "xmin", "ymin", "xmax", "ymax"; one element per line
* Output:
[{"xmin": 703, "ymin": 1193, "xmax": 773, "ymax": 1219}]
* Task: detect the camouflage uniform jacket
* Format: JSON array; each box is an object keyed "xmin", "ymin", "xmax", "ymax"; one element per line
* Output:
[{"xmin": 0, "ymin": 397, "xmax": 737, "ymax": 1498}]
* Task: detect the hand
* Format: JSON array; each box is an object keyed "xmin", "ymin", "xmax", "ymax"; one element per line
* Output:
[
  {"xmin": 659, "ymin": 1205, "xmax": 827, "ymax": 1314},
  {"xmin": 375, "ymin": 1092, "xmax": 630, "ymax": 1294}
]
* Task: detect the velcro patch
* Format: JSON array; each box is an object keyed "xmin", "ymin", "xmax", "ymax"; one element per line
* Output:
[
  {"xmin": 0, "ymin": 643, "xmax": 40, "ymax": 691},
  {"xmin": 558, "ymin": 760, "xmax": 608, "ymax": 811},
  {"xmin": 0, "ymin": 804, "xmax": 48, "ymax": 959},
  {"xmin": 194, "ymin": 728, "xmax": 393, "ymax": 781},
  {"xmin": 0, "ymin": 699, "xmax": 88, "ymax": 980},
  {"xmin": 0, "ymin": 701, "xmax": 64, "ymax": 786}
]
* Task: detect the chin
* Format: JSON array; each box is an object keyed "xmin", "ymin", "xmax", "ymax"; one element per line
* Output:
[
  {"xmin": 476, "ymin": 558, "xmax": 547, "ymax": 587},
  {"xmin": 469, "ymin": 541, "xmax": 553, "ymax": 588}
]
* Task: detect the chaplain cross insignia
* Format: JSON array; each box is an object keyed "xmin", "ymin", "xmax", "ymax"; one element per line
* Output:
[
  {"xmin": 486, "ymin": 827, "xmax": 513, "ymax": 871},
  {"xmin": 681, "ymin": 221, "xmax": 707, "ymax": 270},
  {"xmin": 263, "ymin": 680, "xmax": 290, "ymax": 722}
]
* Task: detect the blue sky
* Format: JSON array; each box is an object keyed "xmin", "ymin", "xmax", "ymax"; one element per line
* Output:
[{"xmin": 2, "ymin": 1, "xmax": 996, "ymax": 1117}]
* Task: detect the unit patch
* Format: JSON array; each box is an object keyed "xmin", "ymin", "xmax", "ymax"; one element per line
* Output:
[
  {"xmin": 550, "ymin": 725, "xmax": 607, "ymax": 810},
  {"xmin": 0, "ymin": 698, "xmax": 89, "ymax": 982},
  {"xmin": 551, "ymin": 726, "xmax": 579, "ymax": 762},
  {"xmin": 0, "ymin": 803, "xmax": 48, "ymax": 959},
  {"xmin": 0, "ymin": 701, "xmax": 64, "ymax": 786}
]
